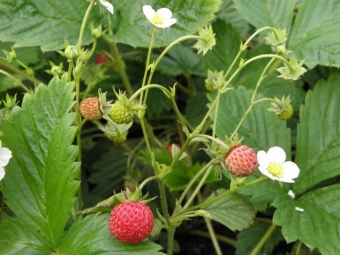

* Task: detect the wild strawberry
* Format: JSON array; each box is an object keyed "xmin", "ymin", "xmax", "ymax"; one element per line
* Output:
[
  {"xmin": 95, "ymin": 54, "xmax": 106, "ymax": 64},
  {"xmin": 110, "ymin": 101, "xmax": 133, "ymax": 124},
  {"xmin": 109, "ymin": 201, "xmax": 154, "ymax": 244},
  {"xmin": 79, "ymin": 97, "xmax": 102, "ymax": 121},
  {"xmin": 107, "ymin": 132, "xmax": 127, "ymax": 144},
  {"xmin": 167, "ymin": 143, "xmax": 181, "ymax": 153},
  {"xmin": 224, "ymin": 145, "xmax": 257, "ymax": 177},
  {"xmin": 277, "ymin": 104, "xmax": 293, "ymax": 120}
]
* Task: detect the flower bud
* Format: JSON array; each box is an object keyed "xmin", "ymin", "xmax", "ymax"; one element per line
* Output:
[
  {"xmin": 92, "ymin": 24, "xmax": 103, "ymax": 39},
  {"xmin": 64, "ymin": 45, "xmax": 79, "ymax": 60},
  {"xmin": 2, "ymin": 48, "xmax": 16, "ymax": 62},
  {"xmin": 51, "ymin": 65, "xmax": 63, "ymax": 76},
  {"xmin": 276, "ymin": 45, "xmax": 287, "ymax": 55},
  {"xmin": 193, "ymin": 25, "xmax": 216, "ymax": 55}
]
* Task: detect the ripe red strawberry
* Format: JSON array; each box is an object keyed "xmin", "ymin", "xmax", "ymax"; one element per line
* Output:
[
  {"xmin": 109, "ymin": 201, "xmax": 154, "ymax": 244},
  {"xmin": 95, "ymin": 54, "xmax": 106, "ymax": 64},
  {"xmin": 224, "ymin": 145, "xmax": 257, "ymax": 177},
  {"xmin": 79, "ymin": 97, "xmax": 102, "ymax": 121},
  {"xmin": 110, "ymin": 101, "xmax": 133, "ymax": 124},
  {"xmin": 167, "ymin": 143, "xmax": 181, "ymax": 153}
]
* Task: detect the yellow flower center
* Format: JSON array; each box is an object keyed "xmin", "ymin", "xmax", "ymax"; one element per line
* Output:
[
  {"xmin": 152, "ymin": 13, "xmax": 164, "ymax": 25},
  {"xmin": 267, "ymin": 162, "xmax": 284, "ymax": 177}
]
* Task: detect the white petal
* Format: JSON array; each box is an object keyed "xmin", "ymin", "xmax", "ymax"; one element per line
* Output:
[
  {"xmin": 278, "ymin": 177, "xmax": 295, "ymax": 183},
  {"xmin": 282, "ymin": 161, "xmax": 300, "ymax": 179},
  {"xmin": 288, "ymin": 190, "xmax": 295, "ymax": 199},
  {"xmin": 258, "ymin": 165, "xmax": 274, "ymax": 179},
  {"xmin": 295, "ymin": 207, "xmax": 304, "ymax": 212},
  {"xmin": 0, "ymin": 167, "xmax": 5, "ymax": 180},
  {"xmin": 143, "ymin": 5, "xmax": 156, "ymax": 21},
  {"xmin": 157, "ymin": 8, "xmax": 173, "ymax": 20},
  {"xmin": 0, "ymin": 147, "xmax": 12, "ymax": 167},
  {"xmin": 257, "ymin": 150, "xmax": 269, "ymax": 167},
  {"xmin": 99, "ymin": 0, "xmax": 114, "ymax": 14},
  {"xmin": 156, "ymin": 18, "xmax": 177, "ymax": 28},
  {"xmin": 267, "ymin": 146, "xmax": 286, "ymax": 163}
]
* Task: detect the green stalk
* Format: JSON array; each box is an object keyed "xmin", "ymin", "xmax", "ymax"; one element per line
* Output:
[
  {"xmin": 181, "ymin": 165, "xmax": 214, "ymax": 211},
  {"xmin": 139, "ymin": 116, "xmax": 171, "ymax": 226},
  {"xmin": 147, "ymin": 34, "xmax": 201, "ymax": 87},
  {"xmin": 229, "ymin": 58, "xmax": 276, "ymax": 140},
  {"xmin": 75, "ymin": 76, "xmax": 82, "ymax": 209},
  {"xmin": 77, "ymin": 0, "xmax": 96, "ymax": 47},
  {"xmin": 197, "ymin": 192, "xmax": 223, "ymax": 255},
  {"xmin": 189, "ymin": 230, "xmax": 236, "ymax": 246},
  {"xmin": 250, "ymin": 224, "xmax": 277, "ymax": 255},
  {"xmin": 73, "ymin": 0, "xmax": 96, "ymax": 210},
  {"xmin": 185, "ymin": 176, "xmax": 267, "ymax": 212},
  {"xmin": 212, "ymin": 88, "xmax": 221, "ymax": 138},
  {"xmin": 0, "ymin": 69, "xmax": 30, "ymax": 93},
  {"xmin": 15, "ymin": 59, "xmax": 37, "ymax": 87},
  {"xmin": 176, "ymin": 160, "xmax": 216, "ymax": 209},
  {"xmin": 243, "ymin": 27, "xmax": 273, "ymax": 50},
  {"xmin": 67, "ymin": 61, "xmax": 73, "ymax": 82},
  {"xmin": 102, "ymin": 35, "xmax": 134, "ymax": 96},
  {"xmin": 0, "ymin": 59, "xmax": 42, "ymax": 85},
  {"xmin": 141, "ymin": 34, "xmax": 201, "ymax": 104},
  {"xmin": 140, "ymin": 28, "xmax": 157, "ymax": 104},
  {"xmin": 167, "ymin": 226, "xmax": 176, "ymax": 255}
]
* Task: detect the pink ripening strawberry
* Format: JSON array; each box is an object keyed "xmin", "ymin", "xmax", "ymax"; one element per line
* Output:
[
  {"xmin": 79, "ymin": 97, "xmax": 102, "ymax": 121},
  {"xmin": 224, "ymin": 145, "xmax": 258, "ymax": 177}
]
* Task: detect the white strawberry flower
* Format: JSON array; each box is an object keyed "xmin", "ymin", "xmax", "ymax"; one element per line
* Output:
[
  {"xmin": 96, "ymin": 0, "xmax": 114, "ymax": 14},
  {"xmin": 257, "ymin": 146, "xmax": 300, "ymax": 183},
  {"xmin": 0, "ymin": 141, "xmax": 12, "ymax": 181},
  {"xmin": 143, "ymin": 5, "xmax": 177, "ymax": 28}
]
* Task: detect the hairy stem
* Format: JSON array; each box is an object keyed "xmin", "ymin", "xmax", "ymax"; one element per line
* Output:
[{"xmin": 250, "ymin": 224, "xmax": 277, "ymax": 255}]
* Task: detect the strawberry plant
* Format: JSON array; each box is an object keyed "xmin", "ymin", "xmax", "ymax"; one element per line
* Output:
[{"xmin": 0, "ymin": 0, "xmax": 340, "ymax": 255}]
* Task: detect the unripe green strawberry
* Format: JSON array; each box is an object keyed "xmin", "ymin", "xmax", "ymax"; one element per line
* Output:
[
  {"xmin": 224, "ymin": 145, "xmax": 257, "ymax": 177},
  {"xmin": 110, "ymin": 101, "xmax": 133, "ymax": 124},
  {"xmin": 205, "ymin": 82, "xmax": 216, "ymax": 92},
  {"xmin": 107, "ymin": 132, "xmax": 127, "ymax": 144},
  {"xmin": 79, "ymin": 97, "xmax": 102, "ymax": 121},
  {"xmin": 109, "ymin": 202, "xmax": 154, "ymax": 244},
  {"xmin": 277, "ymin": 104, "xmax": 293, "ymax": 120}
]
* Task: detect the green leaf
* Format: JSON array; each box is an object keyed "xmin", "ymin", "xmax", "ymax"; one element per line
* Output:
[
  {"xmin": 0, "ymin": 77, "xmax": 79, "ymax": 248},
  {"xmin": 140, "ymin": 148, "xmax": 218, "ymax": 191},
  {"xmin": 185, "ymin": 92, "xmax": 208, "ymax": 127},
  {"xmin": 145, "ymin": 73, "xmax": 172, "ymax": 116},
  {"xmin": 288, "ymin": 0, "xmax": 340, "ymax": 68},
  {"xmin": 89, "ymin": 144, "xmax": 128, "ymax": 198},
  {"xmin": 238, "ymin": 177, "xmax": 289, "ymax": 211},
  {"xmin": 235, "ymin": 223, "xmax": 283, "ymax": 255},
  {"xmin": 0, "ymin": 0, "xmax": 102, "ymax": 51},
  {"xmin": 202, "ymin": 19, "xmax": 241, "ymax": 73},
  {"xmin": 203, "ymin": 190, "xmax": 255, "ymax": 231},
  {"xmin": 273, "ymin": 184, "xmax": 340, "ymax": 254},
  {"xmin": 233, "ymin": 0, "xmax": 295, "ymax": 32},
  {"xmin": 0, "ymin": 218, "xmax": 49, "ymax": 255},
  {"xmin": 59, "ymin": 214, "xmax": 163, "ymax": 255},
  {"xmin": 156, "ymin": 44, "xmax": 205, "ymax": 77},
  {"xmin": 111, "ymin": 0, "xmax": 222, "ymax": 48},
  {"xmin": 216, "ymin": 0, "xmax": 249, "ymax": 35},
  {"xmin": 0, "ymin": 75, "xmax": 15, "ymax": 93},
  {"xmin": 294, "ymin": 73, "xmax": 340, "ymax": 194}
]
